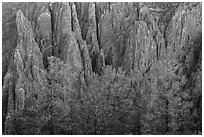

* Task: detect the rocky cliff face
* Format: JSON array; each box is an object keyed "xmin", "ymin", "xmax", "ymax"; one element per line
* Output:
[
  {"xmin": 3, "ymin": 9, "xmax": 47, "ymax": 133},
  {"xmin": 2, "ymin": 2, "xmax": 202, "ymax": 135}
]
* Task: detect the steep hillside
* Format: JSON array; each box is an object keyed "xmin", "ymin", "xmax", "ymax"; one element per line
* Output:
[{"xmin": 2, "ymin": 2, "xmax": 202, "ymax": 135}]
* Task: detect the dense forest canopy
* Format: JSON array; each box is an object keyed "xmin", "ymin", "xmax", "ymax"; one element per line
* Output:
[{"xmin": 2, "ymin": 2, "xmax": 202, "ymax": 135}]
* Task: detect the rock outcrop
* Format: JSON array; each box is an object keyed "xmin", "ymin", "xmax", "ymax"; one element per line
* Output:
[
  {"xmin": 3, "ymin": 10, "xmax": 47, "ymax": 134},
  {"xmin": 2, "ymin": 2, "xmax": 202, "ymax": 135}
]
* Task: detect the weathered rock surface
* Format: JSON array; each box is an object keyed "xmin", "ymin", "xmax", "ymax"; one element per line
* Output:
[
  {"xmin": 2, "ymin": 2, "xmax": 202, "ymax": 135},
  {"xmin": 3, "ymin": 10, "xmax": 48, "ymax": 134},
  {"xmin": 166, "ymin": 3, "xmax": 202, "ymax": 57},
  {"xmin": 86, "ymin": 3, "xmax": 99, "ymax": 52},
  {"xmin": 2, "ymin": 4, "xmax": 93, "ymax": 131},
  {"xmin": 98, "ymin": 2, "xmax": 201, "ymax": 76},
  {"xmin": 71, "ymin": 3, "xmax": 93, "ymax": 84}
]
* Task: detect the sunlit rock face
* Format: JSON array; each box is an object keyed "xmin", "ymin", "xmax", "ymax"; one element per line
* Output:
[
  {"xmin": 166, "ymin": 3, "xmax": 202, "ymax": 57},
  {"xmin": 13, "ymin": 9, "xmax": 46, "ymax": 110},
  {"xmin": 99, "ymin": 2, "xmax": 201, "ymax": 75},
  {"xmin": 2, "ymin": 10, "xmax": 47, "ymax": 132},
  {"xmin": 2, "ymin": 2, "xmax": 202, "ymax": 135}
]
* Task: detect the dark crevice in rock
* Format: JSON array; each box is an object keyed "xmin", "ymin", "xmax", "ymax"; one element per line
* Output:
[
  {"xmin": 95, "ymin": 2, "xmax": 101, "ymax": 49},
  {"xmin": 48, "ymin": 3, "xmax": 55, "ymax": 56},
  {"xmin": 70, "ymin": 3, "xmax": 74, "ymax": 32}
]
